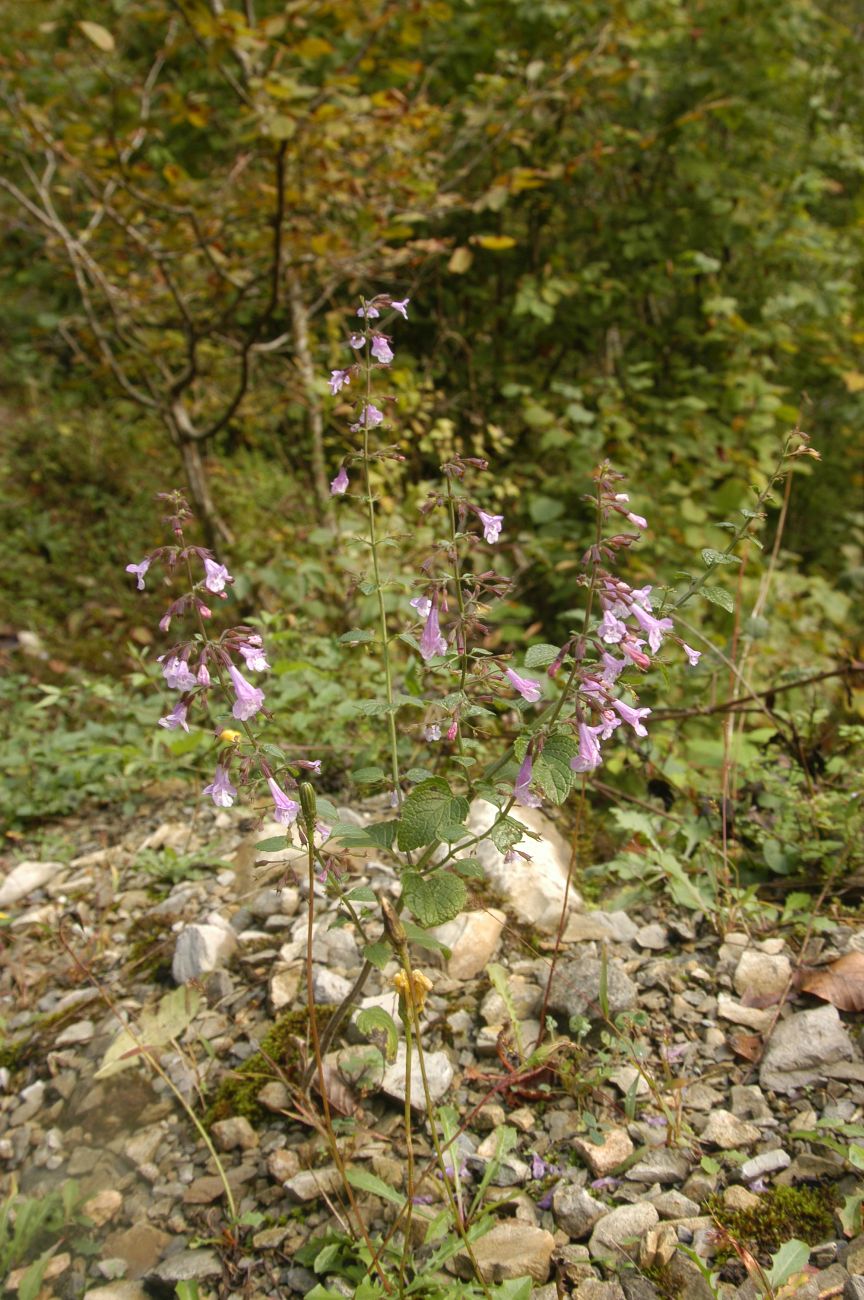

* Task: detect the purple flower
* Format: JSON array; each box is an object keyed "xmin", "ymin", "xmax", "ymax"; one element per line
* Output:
[
  {"xmin": 446, "ymin": 718, "xmax": 458, "ymax": 741},
  {"xmin": 410, "ymin": 595, "xmax": 432, "ymax": 618},
  {"xmin": 227, "ymin": 664, "xmax": 265, "ymax": 721},
  {"xmin": 267, "ymin": 776, "xmax": 300, "ymax": 826},
  {"xmin": 204, "ymin": 765, "xmax": 237, "ymax": 808},
  {"xmin": 371, "ymin": 335, "xmax": 394, "ymax": 364},
  {"xmin": 238, "ymin": 639, "xmax": 270, "ymax": 672},
  {"xmin": 597, "ymin": 710, "xmax": 621, "ymax": 741},
  {"xmin": 350, "ymin": 404, "xmax": 384, "ymax": 432},
  {"xmin": 357, "ymin": 304, "xmax": 380, "ymax": 319},
  {"xmin": 390, "ymin": 298, "xmax": 410, "ymax": 320},
  {"xmin": 349, "ymin": 332, "xmax": 365, "ymax": 349},
  {"xmin": 571, "ymin": 721, "xmax": 606, "ymax": 773},
  {"xmin": 630, "ymin": 603, "xmax": 674, "ymax": 654},
  {"xmin": 599, "ymin": 651, "xmax": 627, "ymax": 683},
  {"xmin": 478, "ymin": 510, "xmax": 503, "ymax": 544},
  {"xmin": 505, "ymin": 667, "xmax": 542, "ymax": 703},
  {"xmin": 599, "ymin": 609, "xmax": 627, "ymax": 644},
  {"xmin": 161, "ymin": 655, "xmax": 197, "ymax": 690},
  {"xmin": 329, "ymin": 369, "xmax": 351, "ymax": 395},
  {"xmin": 197, "ymin": 662, "xmax": 211, "ymax": 687},
  {"xmin": 620, "ymin": 636, "xmax": 651, "ymax": 670},
  {"xmin": 126, "ymin": 558, "xmax": 151, "ymax": 590},
  {"xmin": 424, "ymin": 724, "xmax": 442, "ymax": 742},
  {"xmin": 203, "ymin": 557, "xmax": 232, "ymax": 594},
  {"xmin": 295, "ymin": 758, "xmax": 322, "ymax": 773},
  {"xmin": 419, "ymin": 603, "xmax": 447, "ymax": 661},
  {"xmin": 611, "ymin": 698, "xmax": 651, "ymax": 736},
  {"xmin": 614, "ymin": 493, "xmax": 647, "ymax": 530},
  {"xmin": 514, "ymin": 753, "xmax": 542, "ymax": 808},
  {"xmin": 158, "ymin": 700, "xmax": 189, "ymax": 732},
  {"xmin": 682, "ymin": 642, "xmax": 701, "ymax": 667},
  {"xmin": 330, "ymin": 466, "xmax": 349, "ymax": 495}
]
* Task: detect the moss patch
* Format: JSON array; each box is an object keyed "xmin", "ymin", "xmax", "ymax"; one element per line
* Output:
[
  {"xmin": 705, "ymin": 1183, "xmax": 838, "ymax": 1264},
  {"xmin": 204, "ymin": 1005, "xmax": 336, "ymax": 1128}
]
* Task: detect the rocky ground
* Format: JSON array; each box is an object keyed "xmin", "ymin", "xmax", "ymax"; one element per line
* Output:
[{"xmin": 1, "ymin": 795, "xmax": 863, "ymax": 1300}]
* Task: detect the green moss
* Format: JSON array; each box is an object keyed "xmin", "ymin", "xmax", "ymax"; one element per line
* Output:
[
  {"xmin": 705, "ymin": 1184, "xmax": 838, "ymax": 1263},
  {"xmin": 204, "ymin": 1005, "xmax": 336, "ymax": 1129}
]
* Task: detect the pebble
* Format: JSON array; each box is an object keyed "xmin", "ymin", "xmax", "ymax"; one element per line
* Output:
[
  {"xmin": 733, "ymin": 949, "xmax": 792, "ymax": 1000},
  {"xmin": 553, "ymin": 1185, "xmax": 608, "ymax": 1238},
  {"xmin": 172, "ymin": 922, "xmax": 237, "ymax": 983},
  {"xmin": 0, "ymin": 860, "xmax": 66, "ymax": 907},
  {"xmin": 283, "ymin": 1167, "xmax": 344, "ymax": 1202},
  {"xmin": 625, "ymin": 1150, "xmax": 691, "ymax": 1185},
  {"xmin": 431, "ymin": 908, "xmax": 506, "ymax": 979},
  {"xmin": 210, "ymin": 1116, "xmax": 259, "ymax": 1151},
  {"xmin": 571, "ymin": 1129, "xmax": 634, "ymax": 1178},
  {"xmin": 739, "ymin": 1149, "xmax": 791, "ymax": 1180},
  {"xmin": 589, "ymin": 1203, "xmax": 659, "ymax": 1261},
  {"xmin": 147, "ymin": 1249, "xmax": 223, "ymax": 1282},
  {"xmin": 760, "ymin": 1005, "xmax": 854, "ymax": 1093},
  {"xmin": 452, "ymin": 1221, "xmax": 557, "ymax": 1283},
  {"xmin": 699, "ymin": 1109, "xmax": 762, "ymax": 1149},
  {"xmin": 548, "ymin": 956, "xmax": 638, "ymax": 1021},
  {"xmin": 380, "ymin": 1043, "xmax": 454, "ymax": 1109}
]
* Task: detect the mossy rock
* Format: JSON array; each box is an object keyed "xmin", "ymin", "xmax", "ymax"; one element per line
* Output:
[
  {"xmin": 204, "ymin": 1004, "xmax": 336, "ymax": 1129},
  {"xmin": 705, "ymin": 1183, "xmax": 838, "ymax": 1264}
]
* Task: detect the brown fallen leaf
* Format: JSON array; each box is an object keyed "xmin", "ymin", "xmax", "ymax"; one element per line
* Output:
[
  {"xmin": 797, "ymin": 950, "xmax": 864, "ymax": 1012},
  {"xmin": 729, "ymin": 1031, "xmax": 762, "ymax": 1062}
]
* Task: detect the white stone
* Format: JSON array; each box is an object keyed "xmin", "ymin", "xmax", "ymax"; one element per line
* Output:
[
  {"xmin": 699, "ymin": 1109, "xmax": 761, "ymax": 1150},
  {"xmin": 733, "ymin": 949, "xmax": 792, "ymax": 1000},
  {"xmin": 760, "ymin": 1004, "xmax": 854, "ymax": 1094},
  {"xmin": 172, "ymin": 923, "xmax": 237, "ymax": 983},
  {"xmin": 381, "ymin": 1043, "xmax": 453, "ymax": 1110},
  {"xmin": 431, "ymin": 909, "xmax": 506, "ymax": 979},
  {"xmin": 461, "ymin": 800, "xmax": 581, "ymax": 933},
  {"xmin": 0, "ymin": 860, "xmax": 66, "ymax": 907},
  {"xmin": 717, "ymin": 993, "xmax": 774, "ymax": 1033},
  {"xmin": 312, "ymin": 967, "xmax": 353, "ymax": 1003},
  {"xmin": 589, "ymin": 1202, "xmax": 659, "ymax": 1261},
  {"xmin": 55, "ymin": 1019, "xmax": 95, "ymax": 1046},
  {"xmin": 269, "ymin": 967, "xmax": 300, "ymax": 1012}
]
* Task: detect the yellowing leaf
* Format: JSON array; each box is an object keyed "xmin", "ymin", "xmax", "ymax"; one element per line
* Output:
[
  {"xmin": 295, "ymin": 36, "xmax": 333, "ymax": 59},
  {"xmin": 77, "ymin": 20, "xmax": 115, "ymax": 52},
  {"xmin": 842, "ymin": 371, "xmax": 864, "ymax": 393},
  {"xmin": 448, "ymin": 246, "xmax": 473, "ymax": 274},
  {"xmin": 473, "ymin": 235, "xmax": 517, "ymax": 251}
]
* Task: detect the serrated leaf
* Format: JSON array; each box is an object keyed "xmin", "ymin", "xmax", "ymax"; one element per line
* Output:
[
  {"xmin": 256, "ymin": 835, "xmax": 289, "ymax": 852},
  {"xmin": 405, "ymin": 766, "xmax": 435, "ymax": 783},
  {"xmin": 524, "ymin": 643, "xmax": 560, "ymax": 668},
  {"xmin": 363, "ymin": 940, "xmax": 392, "ymax": 970},
  {"xmin": 77, "ymin": 20, "xmax": 115, "ymax": 51},
  {"xmin": 452, "ymin": 858, "xmax": 485, "ymax": 878},
  {"xmin": 339, "ymin": 628, "xmax": 375, "ymax": 643},
  {"xmin": 532, "ymin": 733, "xmax": 579, "ymax": 804},
  {"xmin": 366, "ymin": 820, "xmax": 398, "ymax": 850},
  {"xmin": 403, "ymin": 870, "xmax": 467, "ymax": 928},
  {"xmin": 345, "ymin": 886, "xmax": 377, "ymax": 904},
  {"xmin": 396, "ymin": 779, "xmax": 469, "ymax": 851},
  {"xmin": 403, "ymin": 921, "xmax": 450, "ymax": 955},
  {"xmin": 489, "ymin": 816, "xmax": 525, "ymax": 854},
  {"xmin": 346, "ymin": 1166, "xmax": 405, "ymax": 1205},
  {"xmin": 355, "ymin": 1007, "xmax": 399, "ymax": 1061},
  {"xmin": 352, "ymin": 766, "xmax": 386, "ymax": 783},
  {"xmin": 701, "ymin": 548, "xmax": 741, "ymax": 566},
  {"xmin": 702, "ymin": 585, "xmax": 734, "ymax": 613}
]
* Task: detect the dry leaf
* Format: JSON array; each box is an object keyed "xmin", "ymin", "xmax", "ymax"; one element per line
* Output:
[
  {"xmin": 77, "ymin": 20, "xmax": 115, "ymax": 52},
  {"xmin": 798, "ymin": 951, "xmax": 864, "ymax": 1012},
  {"xmin": 729, "ymin": 1031, "xmax": 763, "ymax": 1062}
]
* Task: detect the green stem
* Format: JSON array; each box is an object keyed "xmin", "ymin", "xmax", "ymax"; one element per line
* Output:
[{"xmin": 444, "ymin": 474, "xmax": 470, "ymax": 766}]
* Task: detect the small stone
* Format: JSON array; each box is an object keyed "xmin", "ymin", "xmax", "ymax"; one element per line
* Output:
[
  {"xmin": 481, "ymin": 978, "xmax": 542, "ymax": 1025},
  {"xmin": 102, "ymin": 1225, "xmax": 171, "ymax": 1280},
  {"xmin": 572, "ymin": 1129, "xmax": 634, "ymax": 1178},
  {"xmin": 609, "ymin": 1066, "xmax": 650, "ymax": 1098},
  {"xmin": 311, "ymin": 967, "xmax": 352, "ymax": 1003},
  {"xmin": 283, "ymin": 1167, "xmax": 343, "ymax": 1202},
  {"xmin": 723, "ymin": 1186, "xmax": 761, "ymax": 1211},
  {"xmin": 381, "ymin": 1043, "xmax": 453, "ymax": 1110},
  {"xmin": 589, "ymin": 1203, "xmax": 659, "ymax": 1261},
  {"xmin": 475, "ymin": 1103, "xmax": 507, "ymax": 1132},
  {"xmin": 639, "ymin": 1223, "xmax": 678, "ymax": 1270},
  {"xmin": 172, "ymin": 922, "xmax": 236, "ymax": 983},
  {"xmin": 760, "ymin": 1005, "xmax": 855, "ymax": 1093},
  {"xmin": 84, "ymin": 1285, "xmax": 150, "ymax": 1300},
  {"xmin": 634, "ymin": 924, "xmax": 668, "ymax": 951},
  {"xmin": 148, "ymin": 1249, "xmax": 222, "ymax": 1283},
  {"xmin": 548, "ymin": 956, "xmax": 638, "ymax": 1021},
  {"xmin": 252, "ymin": 1225, "xmax": 289, "ymax": 1250},
  {"xmin": 182, "ymin": 1175, "xmax": 229, "ymax": 1204},
  {"xmin": 269, "ymin": 967, "xmax": 301, "ymax": 1011},
  {"xmin": 465, "ymin": 800, "xmax": 579, "ymax": 933},
  {"xmin": 452, "ymin": 1221, "xmax": 556, "ymax": 1283},
  {"xmin": 700, "ymin": 1109, "xmax": 761, "ymax": 1150},
  {"xmin": 0, "ymin": 860, "xmax": 66, "ymax": 907},
  {"xmin": 552, "ymin": 1185, "xmax": 607, "ymax": 1238},
  {"xmin": 626, "ymin": 1150, "xmax": 691, "ymax": 1185},
  {"xmin": 55, "ymin": 1019, "xmax": 95, "ymax": 1046},
  {"xmin": 730, "ymin": 1085, "xmax": 773, "ymax": 1122},
  {"xmin": 432, "ymin": 909, "xmax": 506, "ymax": 979},
  {"xmin": 257, "ymin": 1081, "xmax": 290, "ymax": 1112},
  {"xmin": 733, "ymin": 950, "xmax": 792, "ymax": 1000},
  {"xmin": 204, "ymin": 969, "xmax": 234, "ymax": 1002},
  {"xmin": 267, "ymin": 1148, "xmax": 301, "ymax": 1183},
  {"xmin": 249, "ymin": 887, "xmax": 299, "ymax": 918},
  {"xmin": 844, "ymin": 1278, "xmax": 864, "ymax": 1300},
  {"xmin": 7, "ymin": 1252, "xmax": 70, "ymax": 1292},
  {"xmin": 717, "ymin": 993, "xmax": 774, "ymax": 1033},
  {"xmin": 740, "ymin": 1149, "xmax": 790, "ymax": 1181},
  {"xmin": 650, "ymin": 1191, "xmax": 700, "ymax": 1219},
  {"xmin": 82, "ymin": 1189, "xmax": 122, "ymax": 1227},
  {"xmin": 210, "ymin": 1116, "xmax": 259, "ymax": 1151}
]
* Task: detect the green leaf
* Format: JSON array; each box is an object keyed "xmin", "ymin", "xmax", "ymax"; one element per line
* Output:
[
  {"xmin": 489, "ymin": 816, "xmax": 525, "ymax": 854},
  {"xmin": 354, "ymin": 1007, "xmax": 399, "ymax": 1061},
  {"xmin": 524, "ymin": 643, "xmax": 560, "ymax": 668},
  {"xmin": 849, "ymin": 1143, "xmax": 864, "ymax": 1170},
  {"xmin": 339, "ymin": 629, "xmax": 375, "ymax": 644},
  {"xmin": 345, "ymin": 886, "xmax": 377, "ymax": 904},
  {"xmin": 346, "ymin": 1166, "xmax": 405, "ymax": 1206},
  {"xmin": 702, "ymin": 585, "xmax": 735, "ymax": 613},
  {"xmin": 402, "ymin": 869, "xmax": 467, "ymax": 928},
  {"xmin": 452, "ymin": 857, "xmax": 485, "ymax": 878},
  {"xmin": 352, "ymin": 766, "xmax": 386, "ymax": 783},
  {"xmin": 701, "ymin": 548, "xmax": 741, "ymax": 566},
  {"xmin": 396, "ymin": 779, "xmax": 469, "ymax": 851},
  {"xmin": 402, "ymin": 920, "xmax": 450, "ymax": 955},
  {"xmin": 839, "ymin": 1194, "xmax": 863, "ymax": 1237},
  {"xmin": 96, "ymin": 987, "xmax": 200, "ymax": 1079},
  {"xmin": 366, "ymin": 820, "xmax": 398, "ymax": 850},
  {"xmin": 766, "ymin": 1239, "xmax": 810, "ymax": 1289},
  {"xmin": 175, "ymin": 1281, "xmax": 201, "ymax": 1300},
  {"xmin": 363, "ymin": 941, "xmax": 392, "ymax": 970},
  {"xmin": 532, "ymin": 733, "xmax": 579, "ymax": 804},
  {"xmin": 256, "ymin": 835, "xmax": 289, "ymax": 852}
]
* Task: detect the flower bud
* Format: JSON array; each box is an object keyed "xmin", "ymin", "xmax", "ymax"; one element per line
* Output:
[{"xmin": 299, "ymin": 782, "xmax": 317, "ymax": 829}]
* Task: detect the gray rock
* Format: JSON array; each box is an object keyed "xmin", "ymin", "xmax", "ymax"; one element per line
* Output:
[
  {"xmin": 634, "ymin": 923, "xmax": 668, "ymax": 951},
  {"xmin": 589, "ymin": 1203, "xmax": 659, "ymax": 1261},
  {"xmin": 312, "ymin": 967, "xmax": 353, "ymax": 1003},
  {"xmin": 267, "ymin": 1148, "xmax": 301, "ymax": 1183},
  {"xmin": 699, "ymin": 1109, "xmax": 761, "ymax": 1150},
  {"xmin": 739, "ymin": 1149, "xmax": 790, "ymax": 1181},
  {"xmin": 463, "ymin": 800, "xmax": 580, "ymax": 933},
  {"xmin": 564, "ymin": 910, "xmax": 638, "ymax": 944},
  {"xmin": 172, "ymin": 922, "xmax": 236, "ymax": 983},
  {"xmin": 283, "ymin": 1167, "xmax": 343, "ymax": 1202},
  {"xmin": 760, "ymin": 1005, "xmax": 854, "ymax": 1093},
  {"xmin": 650, "ymin": 1190, "xmax": 700, "ymax": 1219},
  {"xmin": 269, "ymin": 967, "xmax": 300, "ymax": 1011},
  {"xmin": 84, "ymin": 1286, "xmax": 150, "ymax": 1300},
  {"xmin": 249, "ymin": 887, "xmax": 299, "ymax": 918},
  {"xmin": 452, "ymin": 1221, "xmax": 557, "ymax": 1283},
  {"xmin": 431, "ymin": 909, "xmax": 506, "ymax": 980},
  {"xmin": 148, "ymin": 1250, "xmax": 222, "ymax": 1283},
  {"xmin": 621, "ymin": 1279, "xmax": 662, "ymax": 1300},
  {"xmin": 844, "ymin": 1278, "xmax": 864, "ymax": 1300},
  {"xmin": 552, "ymin": 1185, "xmax": 607, "ymax": 1238},
  {"xmin": 548, "ymin": 955, "xmax": 638, "ymax": 1021},
  {"xmin": 625, "ymin": 1150, "xmax": 691, "ymax": 1185},
  {"xmin": 210, "ymin": 1116, "xmax": 258, "ymax": 1151},
  {"xmin": 729, "ymin": 1085, "xmax": 773, "ymax": 1122},
  {"xmin": 55, "ymin": 1019, "xmax": 95, "ymax": 1046},
  {"xmin": 733, "ymin": 949, "xmax": 792, "ymax": 1000},
  {"xmin": 0, "ymin": 860, "xmax": 66, "ymax": 907},
  {"xmin": 572, "ymin": 1129, "xmax": 634, "ymax": 1178},
  {"xmin": 381, "ymin": 1044, "xmax": 453, "ymax": 1110}
]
